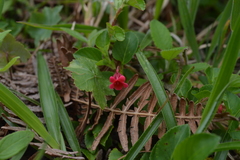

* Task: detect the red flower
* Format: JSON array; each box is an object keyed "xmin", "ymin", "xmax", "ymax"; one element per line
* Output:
[
  {"xmin": 217, "ymin": 104, "xmax": 224, "ymax": 114},
  {"xmin": 109, "ymin": 67, "xmax": 128, "ymax": 90}
]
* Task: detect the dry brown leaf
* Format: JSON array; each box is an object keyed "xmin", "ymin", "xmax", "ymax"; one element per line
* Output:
[
  {"xmin": 91, "ymin": 75, "xmax": 138, "ymax": 151},
  {"xmin": 130, "ymin": 83, "xmax": 152, "ymax": 146},
  {"xmin": 144, "ymin": 93, "xmax": 158, "ymax": 151},
  {"xmin": 118, "ymin": 82, "xmax": 151, "ymax": 152}
]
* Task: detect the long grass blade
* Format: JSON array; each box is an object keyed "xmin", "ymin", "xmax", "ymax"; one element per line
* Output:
[
  {"xmin": 178, "ymin": 0, "xmax": 201, "ymax": 62},
  {"xmin": 154, "ymin": 0, "xmax": 164, "ymax": 19},
  {"xmin": 196, "ymin": 11, "xmax": 240, "ymax": 133},
  {"xmin": 56, "ymin": 93, "xmax": 82, "ymax": 156},
  {"xmin": 205, "ymin": 0, "xmax": 232, "ymax": 62},
  {"xmin": 230, "ymin": 0, "xmax": 240, "ymax": 30},
  {"xmin": 0, "ymin": 83, "xmax": 59, "ymax": 148},
  {"xmin": 136, "ymin": 51, "xmax": 176, "ymax": 129},
  {"xmin": 37, "ymin": 52, "xmax": 61, "ymax": 146}
]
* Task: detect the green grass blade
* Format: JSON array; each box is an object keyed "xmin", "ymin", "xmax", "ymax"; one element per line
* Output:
[
  {"xmin": 0, "ymin": 56, "xmax": 19, "ymax": 72},
  {"xmin": 154, "ymin": 0, "xmax": 164, "ymax": 19},
  {"xmin": 187, "ymin": 0, "xmax": 200, "ymax": 23},
  {"xmin": 60, "ymin": 27, "xmax": 88, "ymax": 42},
  {"xmin": 230, "ymin": 0, "xmax": 240, "ymax": 30},
  {"xmin": 174, "ymin": 66, "xmax": 194, "ymax": 94},
  {"xmin": 215, "ymin": 141, "xmax": 240, "ymax": 152},
  {"xmin": 37, "ymin": 52, "xmax": 61, "ymax": 146},
  {"xmin": 124, "ymin": 113, "xmax": 164, "ymax": 159},
  {"xmin": 214, "ymin": 133, "xmax": 231, "ymax": 160},
  {"xmin": 205, "ymin": 0, "xmax": 232, "ymax": 62},
  {"xmin": 10, "ymin": 89, "xmax": 40, "ymax": 105},
  {"xmin": 178, "ymin": 0, "xmax": 201, "ymax": 62},
  {"xmin": 18, "ymin": 21, "xmax": 99, "ymax": 33},
  {"xmin": 0, "ymin": 0, "xmax": 3, "ymax": 18},
  {"xmin": 56, "ymin": 93, "xmax": 82, "ymax": 156},
  {"xmin": 136, "ymin": 51, "xmax": 176, "ymax": 129},
  {"xmin": 0, "ymin": 83, "xmax": 59, "ymax": 148},
  {"xmin": 196, "ymin": 13, "xmax": 240, "ymax": 133}
]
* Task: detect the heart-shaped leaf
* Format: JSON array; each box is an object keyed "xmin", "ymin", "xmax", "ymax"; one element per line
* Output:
[{"xmin": 65, "ymin": 56, "xmax": 115, "ymax": 109}]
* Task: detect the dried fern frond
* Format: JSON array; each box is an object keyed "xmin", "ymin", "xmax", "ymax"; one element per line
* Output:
[{"xmin": 71, "ymin": 74, "xmax": 238, "ymax": 152}]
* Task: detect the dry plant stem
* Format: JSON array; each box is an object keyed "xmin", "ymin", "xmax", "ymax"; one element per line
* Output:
[
  {"xmin": 72, "ymin": 98, "xmax": 156, "ymax": 117},
  {"xmin": 75, "ymin": 92, "xmax": 91, "ymax": 140},
  {"xmin": 156, "ymin": 98, "xmax": 169, "ymax": 113},
  {"xmin": 111, "ymin": 8, "xmax": 123, "ymax": 26}
]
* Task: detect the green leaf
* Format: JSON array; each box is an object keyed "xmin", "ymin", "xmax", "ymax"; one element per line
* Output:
[
  {"xmin": 37, "ymin": 53, "xmax": 61, "ymax": 146},
  {"xmin": 136, "ymin": 52, "xmax": 177, "ymax": 129},
  {"xmin": 109, "ymin": 148, "xmax": 123, "ymax": 160},
  {"xmin": 60, "ymin": 27, "xmax": 88, "ymax": 42},
  {"xmin": 65, "ymin": 56, "xmax": 114, "ymax": 109},
  {"xmin": 224, "ymin": 91, "xmax": 240, "ymax": 115},
  {"xmin": 26, "ymin": 6, "xmax": 63, "ymax": 45},
  {"xmin": 127, "ymin": 0, "xmax": 146, "ymax": 11},
  {"xmin": 114, "ymin": 0, "xmax": 124, "ymax": 10},
  {"xmin": 178, "ymin": 0, "xmax": 201, "ymax": 62},
  {"xmin": 229, "ymin": 131, "xmax": 240, "ymax": 140},
  {"xmin": 96, "ymin": 30, "xmax": 110, "ymax": 55},
  {"xmin": 192, "ymin": 90, "xmax": 211, "ymax": 100},
  {"xmin": 161, "ymin": 47, "xmax": 188, "ymax": 60},
  {"xmin": 139, "ymin": 30, "xmax": 152, "ymax": 51},
  {"xmin": 172, "ymin": 133, "xmax": 220, "ymax": 160},
  {"xmin": 0, "ymin": 30, "xmax": 11, "ymax": 44},
  {"xmin": 0, "ymin": 83, "xmax": 59, "ymax": 149},
  {"xmin": 182, "ymin": 62, "xmax": 210, "ymax": 73},
  {"xmin": 0, "ymin": 56, "xmax": 19, "ymax": 72},
  {"xmin": 231, "ymin": 0, "xmax": 240, "ymax": 30},
  {"xmin": 85, "ymin": 130, "xmax": 95, "ymax": 150},
  {"xmin": 178, "ymin": 78, "xmax": 192, "ymax": 97},
  {"xmin": 140, "ymin": 153, "xmax": 150, "ymax": 160},
  {"xmin": 196, "ymin": 10, "xmax": 240, "ymax": 133},
  {"xmin": 150, "ymin": 19, "xmax": 172, "ymax": 50},
  {"xmin": 81, "ymin": 149, "xmax": 97, "ymax": 160},
  {"xmin": 150, "ymin": 125, "xmax": 190, "ymax": 160},
  {"xmin": 100, "ymin": 125, "xmax": 114, "ymax": 147},
  {"xmin": 107, "ymin": 23, "xmax": 125, "ymax": 41},
  {"xmin": 74, "ymin": 47, "xmax": 102, "ymax": 61},
  {"xmin": 112, "ymin": 31, "xmax": 139, "ymax": 64},
  {"xmin": 0, "ymin": 131, "xmax": 34, "ymax": 160},
  {"xmin": 0, "ymin": 31, "xmax": 30, "ymax": 67},
  {"xmin": 10, "ymin": 146, "xmax": 28, "ymax": 160}
]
